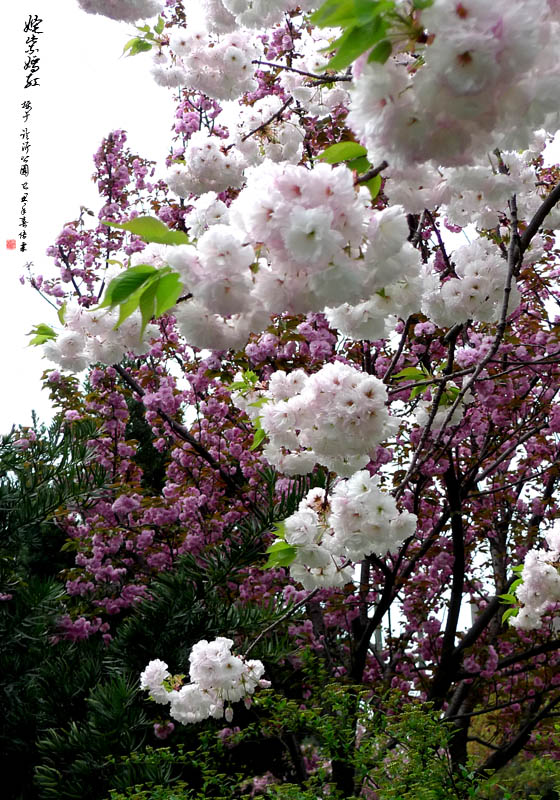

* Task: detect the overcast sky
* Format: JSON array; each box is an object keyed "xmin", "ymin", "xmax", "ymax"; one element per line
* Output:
[{"xmin": 0, "ymin": 1, "xmax": 175, "ymax": 433}]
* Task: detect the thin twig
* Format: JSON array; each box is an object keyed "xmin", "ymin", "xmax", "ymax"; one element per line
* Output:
[
  {"xmin": 113, "ymin": 363, "xmax": 245, "ymax": 498},
  {"xmin": 244, "ymin": 588, "xmax": 319, "ymax": 657},
  {"xmin": 252, "ymin": 59, "xmax": 351, "ymax": 83}
]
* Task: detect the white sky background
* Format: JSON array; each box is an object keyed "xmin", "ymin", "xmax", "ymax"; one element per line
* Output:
[{"xmin": 0, "ymin": 1, "xmax": 175, "ymax": 434}]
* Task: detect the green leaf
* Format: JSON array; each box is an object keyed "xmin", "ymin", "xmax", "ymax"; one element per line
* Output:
[
  {"xmin": 355, "ymin": 0, "xmax": 391, "ymax": 23},
  {"xmin": 310, "ymin": 0, "xmax": 357, "ymax": 28},
  {"xmin": 231, "ymin": 370, "xmax": 259, "ymax": 394},
  {"xmin": 139, "ymin": 280, "xmax": 158, "ymax": 337},
  {"xmin": 154, "ymin": 16, "xmax": 165, "ymax": 34},
  {"xmin": 319, "ymin": 141, "xmax": 368, "ymax": 164},
  {"xmin": 98, "ymin": 265, "xmax": 157, "ymax": 309},
  {"xmin": 123, "ymin": 37, "xmax": 139, "ymax": 53},
  {"xmin": 57, "ymin": 302, "xmax": 67, "ymax": 325},
  {"xmin": 27, "ymin": 323, "xmax": 57, "ymax": 347},
  {"xmin": 510, "ymin": 578, "xmax": 524, "ymax": 592},
  {"xmin": 116, "ymin": 293, "xmax": 143, "ymax": 329},
  {"xmin": 413, "ymin": 0, "xmax": 434, "ymax": 8},
  {"xmin": 264, "ymin": 539, "xmax": 298, "ymax": 568},
  {"xmin": 248, "ymin": 397, "xmax": 269, "ymax": 409},
  {"xmin": 367, "ymin": 38, "xmax": 392, "ymax": 63},
  {"xmin": 271, "ymin": 521, "xmax": 286, "ymax": 540},
  {"xmin": 502, "ymin": 607, "xmax": 519, "ymax": 624},
  {"xmin": 365, "ymin": 172, "xmax": 382, "ymax": 199},
  {"xmin": 311, "ymin": 0, "xmax": 394, "ymax": 28},
  {"xmin": 409, "ymin": 385, "xmax": 427, "ymax": 401},
  {"xmin": 101, "ymin": 216, "xmax": 189, "ymax": 246},
  {"xmin": 498, "ymin": 593, "xmax": 517, "ymax": 604},
  {"xmin": 155, "ymin": 272, "xmax": 183, "ymax": 317},
  {"xmin": 60, "ymin": 540, "xmax": 80, "ymax": 552},
  {"xmin": 511, "ymin": 564, "xmax": 524, "ymax": 574},
  {"xmin": 124, "ymin": 37, "xmax": 153, "ymax": 56},
  {"xmin": 393, "ymin": 367, "xmax": 427, "ymax": 381},
  {"xmin": 345, "ymin": 155, "xmax": 371, "ymax": 174},
  {"xmin": 326, "ymin": 17, "xmax": 386, "ymax": 72},
  {"xmin": 250, "ymin": 428, "xmax": 267, "ymax": 452}
]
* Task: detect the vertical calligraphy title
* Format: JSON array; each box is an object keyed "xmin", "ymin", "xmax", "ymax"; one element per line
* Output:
[{"xmin": 19, "ymin": 13, "xmax": 43, "ymax": 254}]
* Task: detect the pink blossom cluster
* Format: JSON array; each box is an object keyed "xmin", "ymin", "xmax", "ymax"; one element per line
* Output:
[
  {"xmin": 281, "ymin": 472, "xmax": 417, "ymax": 590},
  {"xmin": 348, "ymin": 0, "xmax": 560, "ymax": 169},
  {"xmin": 153, "ymin": 24, "xmax": 261, "ymax": 102},
  {"xmin": 240, "ymin": 362, "xmax": 395, "ymax": 477}
]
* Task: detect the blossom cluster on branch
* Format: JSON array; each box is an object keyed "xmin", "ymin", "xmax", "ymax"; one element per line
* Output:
[{"xmin": 140, "ymin": 638, "xmax": 269, "ymax": 723}]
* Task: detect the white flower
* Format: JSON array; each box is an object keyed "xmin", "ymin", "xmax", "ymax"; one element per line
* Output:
[{"xmin": 140, "ymin": 659, "xmax": 171, "ymax": 705}]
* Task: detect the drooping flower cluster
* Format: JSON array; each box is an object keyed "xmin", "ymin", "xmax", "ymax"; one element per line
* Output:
[
  {"xmin": 140, "ymin": 638, "xmax": 269, "ymax": 724},
  {"xmin": 324, "ymin": 206, "xmax": 423, "ymax": 341},
  {"xmin": 512, "ymin": 532, "xmax": 560, "ymax": 630},
  {"xmin": 204, "ymin": 0, "xmax": 316, "ymax": 30},
  {"xmin": 236, "ymin": 363, "xmax": 395, "ymax": 477},
  {"xmin": 281, "ymin": 472, "xmax": 417, "ymax": 590}
]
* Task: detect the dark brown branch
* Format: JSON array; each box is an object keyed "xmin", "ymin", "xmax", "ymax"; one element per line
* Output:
[
  {"xmin": 252, "ymin": 59, "xmax": 352, "ymax": 83},
  {"xmin": 477, "ymin": 694, "xmax": 560, "ymax": 775},
  {"xmin": 520, "ymin": 181, "xmax": 560, "ymax": 252},
  {"xmin": 383, "ymin": 315, "xmax": 414, "ymax": 382},
  {"xmin": 355, "ymin": 160, "xmax": 389, "ymax": 185},
  {"xmin": 427, "ymin": 460, "xmax": 465, "ymax": 706},
  {"xmin": 114, "ymin": 363, "xmax": 244, "ymax": 498}
]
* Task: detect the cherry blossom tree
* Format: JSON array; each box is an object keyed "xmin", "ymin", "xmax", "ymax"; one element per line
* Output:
[{"xmin": 20, "ymin": 0, "xmax": 560, "ymax": 794}]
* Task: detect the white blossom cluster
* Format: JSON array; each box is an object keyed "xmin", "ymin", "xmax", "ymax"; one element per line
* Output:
[
  {"xmin": 512, "ymin": 532, "xmax": 560, "ymax": 631},
  {"xmin": 233, "ymin": 97, "xmax": 305, "ymax": 166},
  {"xmin": 76, "ymin": 0, "xmax": 163, "ymax": 21},
  {"xmin": 182, "ymin": 192, "xmax": 229, "ymax": 239},
  {"xmin": 421, "ymin": 237, "xmax": 521, "ymax": 328},
  {"xmin": 348, "ymin": 0, "xmax": 560, "ymax": 170},
  {"xmin": 140, "ymin": 638, "xmax": 269, "ymax": 724},
  {"xmin": 325, "ymin": 205, "xmax": 423, "ymax": 341},
  {"xmin": 152, "ymin": 23, "xmax": 261, "ymax": 101},
  {"xmin": 166, "ymin": 131, "xmax": 246, "ymax": 197},
  {"xmin": 42, "ymin": 304, "xmax": 159, "ymax": 374},
  {"xmin": 239, "ymin": 362, "xmax": 395, "ymax": 477},
  {"xmin": 201, "ymin": 0, "xmax": 316, "ymax": 31},
  {"xmin": 142, "ymin": 168, "xmax": 421, "ymax": 352},
  {"xmin": 229, "ymin": 161, "xmax": 371, "ymax": 315},
  {"xmin": 281, "ymin": 472, "xmax": 417, "ymax": 590}
]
